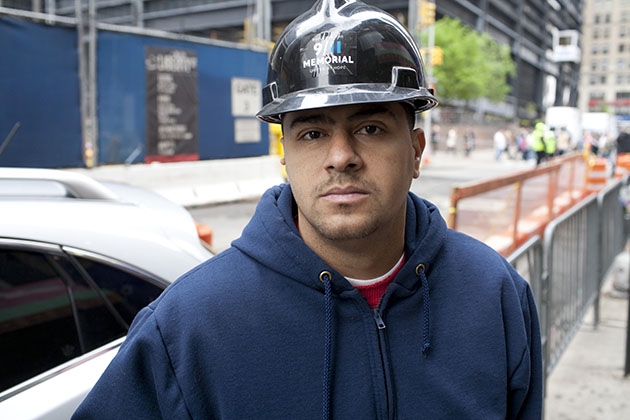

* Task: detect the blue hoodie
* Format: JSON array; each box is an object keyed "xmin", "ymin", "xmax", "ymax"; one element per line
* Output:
[{"xmin": 73, "ymin": 184, "xmax": 542, "ymax": 419}]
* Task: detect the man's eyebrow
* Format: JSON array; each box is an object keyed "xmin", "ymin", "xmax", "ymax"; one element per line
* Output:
[
  {"xmin": 288, "ymin": 114, "xmax": 334, "ymax": 129},
  {"xmin": 347, "ymin": 106, "xmax": 398, "ymax": 121},
  {"xmin": 287, "ymin": 106, "xmax": 397, "ymax": 129}
]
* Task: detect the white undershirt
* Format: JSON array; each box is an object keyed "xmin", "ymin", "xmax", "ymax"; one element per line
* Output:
[{"xmin": 345, "ymin": 253, "xmax": 405, "ymax": 287}]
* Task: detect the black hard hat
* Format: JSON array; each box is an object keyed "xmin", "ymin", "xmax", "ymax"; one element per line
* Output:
[{"xmin": 256, "ymin": 0, "xmax": 438, "ymax": 124}]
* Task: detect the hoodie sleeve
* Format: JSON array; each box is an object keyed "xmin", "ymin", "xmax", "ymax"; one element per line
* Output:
[
  {"xmin": 506, "ymin": 282, "xmax": 543, "ymax": 420},
  {"xmin": 72, "ymin": 306, "xmax": 192, "ymax": 420}
]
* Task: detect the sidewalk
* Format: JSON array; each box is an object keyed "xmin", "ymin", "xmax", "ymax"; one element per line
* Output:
[
  {"xmin": 68, "ymin": 155, "xmax": 285, "ymax": 207},
  {"xmin": 545, "ymin": 254, "xmax": 630, "ymax": 419}
]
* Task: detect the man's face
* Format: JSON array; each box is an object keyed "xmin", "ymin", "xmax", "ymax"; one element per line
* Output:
[{"xmin": 281, "ymin": 102, "xmax": 425, "ymax": 243}]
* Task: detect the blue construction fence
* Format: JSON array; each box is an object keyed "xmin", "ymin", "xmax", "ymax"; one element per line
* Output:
[
  {"xmin": 0, "ymin": 16, "xmax": 269, "ymax": 168},
  {"xmin": 0, "ymin": 16, "xmax": 83, "ymax": 168}
]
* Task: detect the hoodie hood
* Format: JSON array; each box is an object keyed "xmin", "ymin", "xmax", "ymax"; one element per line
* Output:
[
  {"xmin": 234, "ymin": 183, "xmax": 447, "ymax": 415},
  {"xmin": 232, "ymin": 183, "xmax": 447, "ymax": 295}
]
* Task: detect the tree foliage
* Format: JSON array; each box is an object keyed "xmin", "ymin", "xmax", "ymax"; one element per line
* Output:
[{"xmin": 424, "ymin": 17, "xmax": 516, "ymax": 103}]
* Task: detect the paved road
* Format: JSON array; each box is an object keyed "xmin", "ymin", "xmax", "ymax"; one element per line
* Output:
[{"xmin": 190, "ymin": 149, "xmax": 534, "ymax": 253}]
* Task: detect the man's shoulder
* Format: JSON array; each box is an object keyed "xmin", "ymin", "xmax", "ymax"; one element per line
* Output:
[
  {"xmin": 178, "ymin": 247, "xmax": 243, "ymax": 279},
  {"xmin": 442, "ymin": 229, "xmax": 503, "ymax": 262},
  {"xmin": 151, "ymin": 247, "xmax": 258, "ymax": 311},
  {"xmin": 439, "ymin": 229, "xmax": 528, "ymax": 291}
]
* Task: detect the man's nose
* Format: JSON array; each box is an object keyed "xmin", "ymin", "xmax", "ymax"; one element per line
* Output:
[{"xmin": 324, "ymin": 131, "xmax": 363, "ymax": 172}]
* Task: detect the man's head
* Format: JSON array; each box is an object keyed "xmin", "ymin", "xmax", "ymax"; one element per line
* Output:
[{"xmin": 256, "ymin": 0, "xmax": 437, "ymax": 246}]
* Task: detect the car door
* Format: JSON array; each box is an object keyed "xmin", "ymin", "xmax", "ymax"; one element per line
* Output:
[{"xmin": 0, "ymin": 238, "xmax": 168, "ymax": 419}]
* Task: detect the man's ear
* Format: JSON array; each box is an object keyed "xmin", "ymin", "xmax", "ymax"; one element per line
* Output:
[{"xmin": 412, "ymin": 128, "xmax": 426, "ymax": 179}]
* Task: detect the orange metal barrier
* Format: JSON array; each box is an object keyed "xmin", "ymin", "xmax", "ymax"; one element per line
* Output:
[
  {"xmin": 615, "ymin": 154, "xmax": 630, "ymax": 179},
  {"xmin": 448, "ymin": 153, "xmax": 589, "ymax": 256},
  {"xmin": 586, "ymin": 157, "xmax": 608, "ymax": 192}
]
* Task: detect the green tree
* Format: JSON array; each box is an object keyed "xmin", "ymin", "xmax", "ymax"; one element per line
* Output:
[{"xmin": 423, "ymin": 17, "xmax": 516, "ymax": 103}]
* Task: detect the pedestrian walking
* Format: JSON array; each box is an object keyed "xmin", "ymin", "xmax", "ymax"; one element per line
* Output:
[
  {"xmin": 517, "ymin": 128, "xmax": 530, "ymax": 160},
  {"xmin": 446, "ymin": 127, "xmax": 457, "ymax": 154},
  {"xmin": 532, "ymin": 122, "xmax": 547, "ymax": 165},
  {"xmin": 556, "ymin": 128, "xmax": 570, "ymax": 156},
  {"xmin": 544, "ymin": 127, "xmax": 557, "ymax": 159},
  {"xmin": 494, "ymin": 129, "xmax": 507, "ymax": 160},
  {"xmin": 464, "ymin": 129, "xmax": 475, "ymax": 157},
  {"xmin": 598, "ymin": 133, "xmax": 611, "ymax": 158},
  {"xmin": 617, "ymin": 127, "xmax": 630, "ymax": 154},
  {"xmin": 72, "ymin": 1, "xmax": 542, "ymax": 419},
  {"xmin": 431, "ymin": 124, "xmax": 440, "ymax": 153},
  {"xmin": 591, "ymin": 134, "xmax": 601, "ymax": 156}
]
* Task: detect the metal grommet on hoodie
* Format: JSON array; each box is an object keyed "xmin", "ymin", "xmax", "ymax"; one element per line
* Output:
[
  {"xmin": 415, "ymin": 263, "xmax": 426, "ymax": 276},
  {"xmin": 319, "ymin": 271, "xmax": 332, "ymax": 283}
]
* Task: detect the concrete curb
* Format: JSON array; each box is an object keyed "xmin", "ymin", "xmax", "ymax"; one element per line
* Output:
[{"xmin": 67, "ymin": 155, "xmax": 286, "ymax": 207}]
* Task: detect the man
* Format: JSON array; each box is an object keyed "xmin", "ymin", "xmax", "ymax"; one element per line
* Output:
[
  {"xmin": 494, "ymin": 129, "xmax": 507, "ymax": 161},
  {"xmin": 532, "ymin": 122, "xmax": 546, "ymax": 165},
  {"xmin": 73, "ymin": 1, "xmax": 542, "ymax": 419},
  {"xmin": 544, "ymin": 127, "xmax": 557, "ymax": 159},
  {"xmin": 431, "ymin": 124, "xmax": 440, "ymax": 153},
  {"xmin": 617, "ymin": 127, "xmax": 630, "ymax": 154}
]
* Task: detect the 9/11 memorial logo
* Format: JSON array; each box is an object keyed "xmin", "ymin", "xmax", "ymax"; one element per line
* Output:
[{"xmin": 301, "ymin": 31, "xmax": 357, "ymax": 78}]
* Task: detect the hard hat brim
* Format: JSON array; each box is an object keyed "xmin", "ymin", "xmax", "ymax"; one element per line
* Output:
[{"xmin": 256, "ymin": 83, "xmax": 438, "ymax": 124}]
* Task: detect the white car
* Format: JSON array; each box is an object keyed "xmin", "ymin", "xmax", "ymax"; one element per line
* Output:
[{"xmin": 0, "ymin": 168, "xmax": 213, "ymax": 419}]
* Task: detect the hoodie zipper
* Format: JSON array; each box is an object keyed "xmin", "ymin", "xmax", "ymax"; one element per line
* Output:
[{"xmin": 373, "ymin": 308, "xmax": 394, "ymax": 420}]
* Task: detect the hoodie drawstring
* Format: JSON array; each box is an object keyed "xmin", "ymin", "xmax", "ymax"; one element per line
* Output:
[
  {"xmin": 416, "ymin": 264, "xmax": 431, "ymax": 356},
  {"xmin": 318, "ymin": 265, "xmax": 430, "ymax": 419},
  {"xmin": 319, "ymin": 271, "xmax": 333, "ymax": 420}
]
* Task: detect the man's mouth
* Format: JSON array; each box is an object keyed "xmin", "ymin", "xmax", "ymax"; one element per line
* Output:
[{"xmin": 321, "ymin": 186, "xmax": 369, "ymax": 204}]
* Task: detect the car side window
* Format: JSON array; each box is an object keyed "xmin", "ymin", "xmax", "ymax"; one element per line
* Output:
[
  {"xmin": 54, "ymin": 255, "xmax": 165, "ymax": 350},
  {"xmin": 0, "ymin": 247, "xmax": 167, "ymax": 393},
  {"xmin": 72, "ymin": 256, "xmax": 165, "ymax": 326},
  {"xmin": 53, "ymin": 257, "xmax": 129, "ymax": 354},
  {"xmin": 0, "ymin": 250, "xmax": 81, "ymax": 392}
]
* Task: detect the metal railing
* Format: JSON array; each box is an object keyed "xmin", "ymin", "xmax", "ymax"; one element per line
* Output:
[
  {"xmin": 543, "ymin": 193, "xmax": 600, "ymax": 374},
  {"xmin": 506, "ymin": 175, "xmax": 628, "ymax": 406},
  {"xmin": 507, "ymin": 235, "xmax": 547, "ymax": 395},
  {"xmin": 507, "ymin": 235, "xmax": 545, "ymax": 330},
  {"xmin": 599, "ymin": 180, "xmax": 626, "ymax": 286}
]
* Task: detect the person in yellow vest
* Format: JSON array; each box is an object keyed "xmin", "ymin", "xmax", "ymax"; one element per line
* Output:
[
  {"xmin": 544, "ymin": 127, "xmax": 557, "ymax": 158},
  {"xmin": 532, "ymin": 122, "xmax": 546, "ymax": 165},
  {"xmin": 269, "ymin": 124, "xmax": 288, "ymax": 179}
]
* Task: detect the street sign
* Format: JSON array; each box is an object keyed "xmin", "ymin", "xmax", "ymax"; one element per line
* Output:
[{"xmin": 231, "ymin": 78, "xmax": 262, "ymax": 117}]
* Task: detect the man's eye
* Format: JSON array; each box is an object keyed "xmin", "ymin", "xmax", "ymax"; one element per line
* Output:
[
  {"xmin": 357, "ymin": 125, "xmax": 382, "ymax": 135},
  {"xmin": 302, "ymin": 130, "xmax": 322, "ymax": 140}
]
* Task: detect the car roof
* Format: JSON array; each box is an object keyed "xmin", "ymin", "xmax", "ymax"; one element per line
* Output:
[{"xmin": 0, "ymin": 168, "xmax": 212, "ymax": 281}]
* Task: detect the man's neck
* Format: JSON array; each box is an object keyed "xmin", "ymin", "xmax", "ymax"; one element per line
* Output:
[{"xmin": 298, "ymin": 217, "xmax": 406, "ymax": 280}]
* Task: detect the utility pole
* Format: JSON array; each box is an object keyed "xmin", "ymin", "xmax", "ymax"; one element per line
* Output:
[
  {"xmin": 45, "ymin": 0, "xmax": 55, "ymax": 15},
  {"xmin": 409, "ymin": 0, "xmax": 436, "ymax": 162},
  {"xmin": 423, "ymin": 12, "xmax": 435, "ymax": 164},
  {"xmin": 75, "ymin": 0, "xmax": 98, "ymax": 167},
  {"xmin": 253, "ymin": 0, "xmax": 271, "ymax": 47},
  {"xmin": 132, "ymin": 0, "xmax": 143, "ymax": 28},
  {"xmin": 88, "ymin": 0, "xmax": 97, "ymax": 166}
]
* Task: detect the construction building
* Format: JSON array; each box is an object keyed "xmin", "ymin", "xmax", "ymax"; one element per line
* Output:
[
  {"xmin": 2, "ymin": 0, "xmax": 584, "ymax": 123},
  {"xmin": 578, "ymin": 0, "xmax": 630, "ymax": 129}
]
